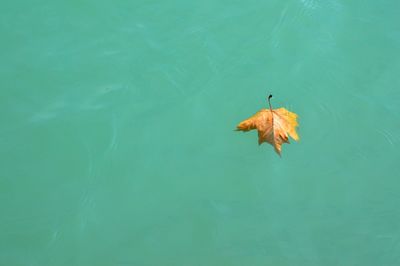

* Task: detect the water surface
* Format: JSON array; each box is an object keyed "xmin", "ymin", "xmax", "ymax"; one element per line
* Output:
[{"xmin": 1, "ymin": 0, "xmax": 400, "ymax": 265}]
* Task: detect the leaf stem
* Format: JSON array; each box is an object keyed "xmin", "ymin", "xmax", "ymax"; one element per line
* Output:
[{"xmin": 268, "ymin": 94, "xmax": 273, "ymax": 111}]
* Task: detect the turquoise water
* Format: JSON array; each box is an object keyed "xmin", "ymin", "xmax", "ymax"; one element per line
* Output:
[{"xmin": 1, "ymin": 0, "xmax": 400, "ymax": 265}]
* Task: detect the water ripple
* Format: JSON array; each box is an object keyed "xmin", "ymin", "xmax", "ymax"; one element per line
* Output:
[
  {"xmin": 376, "ymin": 129, "xmax": 399, "ymax": 146},
  {"xmin": 106, "ymin": 113, "xmax": 119, "ymax": 156}
]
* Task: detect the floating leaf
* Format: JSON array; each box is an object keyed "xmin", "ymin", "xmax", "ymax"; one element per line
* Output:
[{"xmin": 236, "ymin": 95, "xmax": 299, "ymax": 156}]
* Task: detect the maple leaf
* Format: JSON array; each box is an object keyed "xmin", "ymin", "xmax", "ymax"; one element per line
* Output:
[{"xmin": 236, "ymin": 95, "xmax": 299, "ymax": 156}]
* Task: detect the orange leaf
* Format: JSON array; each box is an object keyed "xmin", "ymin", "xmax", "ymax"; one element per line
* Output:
[{"xmin": 236, "ymin": 95, "xmax": 299, "ymax": 156}]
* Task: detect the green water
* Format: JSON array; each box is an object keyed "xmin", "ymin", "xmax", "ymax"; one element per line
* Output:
[{"xmin": 1, "ymin": 0, "xmax": 400, "ymax": 265}]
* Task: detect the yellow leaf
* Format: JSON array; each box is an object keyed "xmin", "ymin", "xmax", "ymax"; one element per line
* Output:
[{"xmin": 236, "ymin": 95, "xmax": 299, "ymax": 156}]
